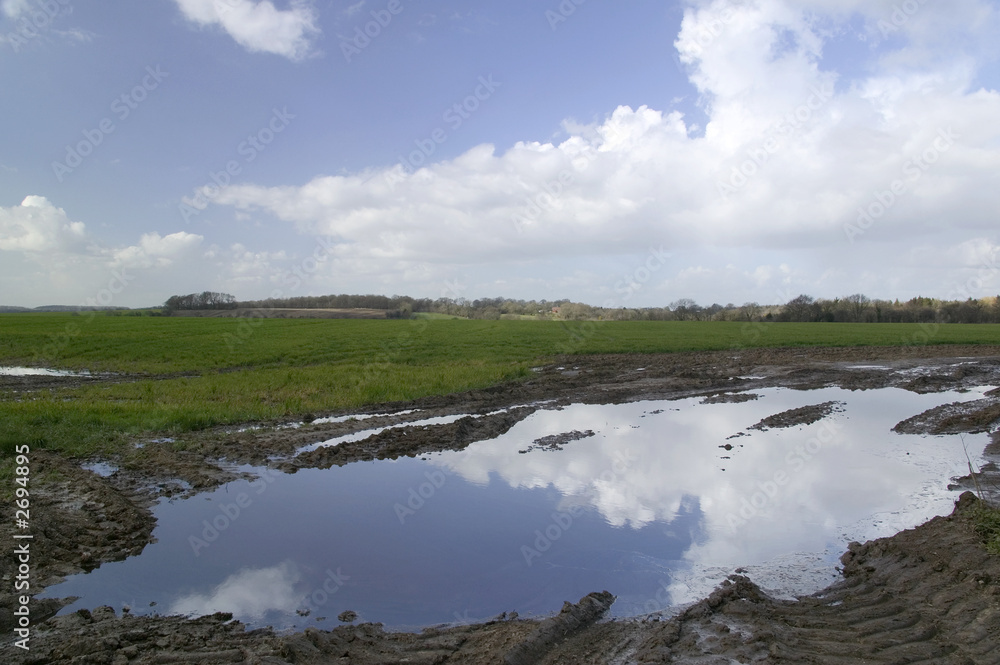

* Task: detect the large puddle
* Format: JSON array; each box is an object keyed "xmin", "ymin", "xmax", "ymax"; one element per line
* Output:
[{"xmin": 42, "ymin": 385, "xmax": 994, "ymax": 631}]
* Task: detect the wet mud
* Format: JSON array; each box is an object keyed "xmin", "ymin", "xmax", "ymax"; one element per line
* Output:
[{"xmin": 5, "ymin": 345, "xmax": 1000, "ymax": 663}]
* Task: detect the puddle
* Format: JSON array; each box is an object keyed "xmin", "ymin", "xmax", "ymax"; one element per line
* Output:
[
  {"xmin": 40, "ymin": 386, "xmax": 994, "ymax": 631},
  {"xmin": 82, "ymin": 462, "xmax": 119, "ymax": 477},
  {"xmin": 311, "ymin": 409, "xmax": 422, "ymax": 426},
  {"xmin": 0, "ymin": 366, "xmax": 90, "ymax": 376}
]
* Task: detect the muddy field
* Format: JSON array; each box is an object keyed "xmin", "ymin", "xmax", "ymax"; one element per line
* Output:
[{"xmin": 4, "ymin": 345, "xmax": 1000, "ymax": 664}]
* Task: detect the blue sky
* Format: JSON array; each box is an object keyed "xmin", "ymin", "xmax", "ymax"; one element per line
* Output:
[{"xmin": 1, "ymin": 0, "xmax": 999, "ymax": 308}]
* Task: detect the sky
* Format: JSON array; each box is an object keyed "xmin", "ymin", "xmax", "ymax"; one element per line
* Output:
[{"xmin": 1, "ymin": 0, "xmax": 999, "ymax": 309}]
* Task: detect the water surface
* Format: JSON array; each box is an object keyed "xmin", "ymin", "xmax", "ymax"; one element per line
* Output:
[{"xmin": 42, "ymin": 385, "xmax": 993, "ymax": 630}]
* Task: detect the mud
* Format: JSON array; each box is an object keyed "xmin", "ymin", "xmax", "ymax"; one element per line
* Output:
[
  {"xmin": 278, "ymin": 407, "xmax": 537, "ymax": 473},
  {"xmin": 518, "ymin": 429, "xmax": 595, "ymax": 453},
  {"xmin": 748, "ymin": 400, "xmax": 846, "ymax": 430},
  {"xmin": 5, "ymin": 345, "xmax": 1000, "ymax": 663},
  {"xmin": 86, "ymin": 345, "xmax": 1000, "ymax": 494},
  {"xmin": 894, "ymin": 397, "xmax": 1000, "ymax": 435}
]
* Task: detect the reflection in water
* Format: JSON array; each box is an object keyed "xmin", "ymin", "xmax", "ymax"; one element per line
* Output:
[
  {"xmin": 170, "ymin": 561, "xmax": 303, "ymax": 620},
  {"xmin": 40, "ymin": 385, "xmax": 993, "ymax": 629}
]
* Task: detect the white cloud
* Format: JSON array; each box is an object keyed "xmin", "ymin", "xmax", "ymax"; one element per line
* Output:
[
  {"xmin": 0, "ymin": 196, "xmax": 214, "ymax": 307},
  {"xmin": 180, "ymin": 0, "xmax": 1000, "ymax": 303},
  {"xmin": 1, "ymin": 0, "xmax": 31, "ymax": 19},
  {"xmin": 112, "ymin": 231, "xmax": 204, "ymax": 269},
  {"xmin": 0, "ymin": 196, "xmax": 87, "ymax": 253},
  {"xmin": 173, "ymin": 0, "xmax": 319, "ymax": 61}
]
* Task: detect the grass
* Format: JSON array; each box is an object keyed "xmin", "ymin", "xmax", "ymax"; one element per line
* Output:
[
  {"xmin": 2, "ymin": 313, "xmax": 999, "ymax": 464},
  {"xmin": 972, "ymin": 503, "xmax": 1000, "ymax": 555}
]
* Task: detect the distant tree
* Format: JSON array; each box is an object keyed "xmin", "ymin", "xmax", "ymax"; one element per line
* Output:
[
  {"xmin": 740, "ymin": 302, "xmax": 761, "ymax": 322},
  {"xmin": 163, "ymin": 292, "xmax": 236, "ymax": 313},
  {"xmin": 781, "ymin": 294, "xmax": 816, "ymax": 322},
  {"xmin": 670, "ymin": 299, "xmax": 701, "ymax": 321},
  {"xmin": 845, "ymin": 293, "xmax": 871, "ymax": 322}
]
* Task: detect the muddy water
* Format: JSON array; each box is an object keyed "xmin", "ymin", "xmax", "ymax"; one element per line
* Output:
[{"xmin": 40, "ymin": 386, "xmax": 994, "ymax": 631}]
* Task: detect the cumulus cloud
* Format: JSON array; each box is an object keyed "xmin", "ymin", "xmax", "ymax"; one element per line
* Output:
[
  {"xmin": 173, "ymin": 0, "xmax": 319, "ymax": 60},
  {"xmin": 0, "ymin": 196, "xmax": 87, "ymax": 253},
  {"xmin": 112, "ymin": 231, "xmax": 204, "ymax": 269},
  {"xmin": 1, "ymin": 0, "xmax": 31, "ymax": 19},
  {"xmin": 186, "ymin": 0, "xmax": 1000, "ymax": 303},
  {"xmin": 0, "ymin": 196, "xmax": 211, "ymax": 306}
]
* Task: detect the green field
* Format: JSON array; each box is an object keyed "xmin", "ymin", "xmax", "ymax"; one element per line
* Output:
[{"xmin": 1, "ymin": 313, "xmax": 998, "ymax": 462}]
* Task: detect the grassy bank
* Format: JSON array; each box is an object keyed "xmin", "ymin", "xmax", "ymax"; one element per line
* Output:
[{"xmin": 2, "ymin": 314, "xmax": 999, "ymax": 461}]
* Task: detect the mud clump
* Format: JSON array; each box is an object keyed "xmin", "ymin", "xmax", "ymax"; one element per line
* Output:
[
  {"xmin": 894, "ymin": 397, "xmax": 1000, "ymax": 435},
  {"xmin": 503, "ymin": 591, "xmax": 615, "ymax": 665},
  {"xmin": 282, "ymin": 407, "xmax": 537, "ymax": 472},
  {"xmin": 519, "ymin": 429, "xmax": 594, "ymax": 453},
  {"xmin": 702, "ymin": 392, "xmax": 760, "ymax": 404},
  {"xmin": 748, "ymin": 400, "xmax": 845, "ymax": 430}
]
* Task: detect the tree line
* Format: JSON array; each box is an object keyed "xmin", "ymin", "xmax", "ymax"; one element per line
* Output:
[{"xmin": 161, "ymin": 292, "xmax": 1000, "ymax": 324}]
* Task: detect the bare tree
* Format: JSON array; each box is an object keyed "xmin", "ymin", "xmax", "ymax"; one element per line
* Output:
[
  {"xmin": 845, "ymin": 293, "xmax": 871, "ymax": 322},
  {"xmin": 782, "ymin": 294, "xmax": 815, "ymax": 322},
  {"xmin": 740, "ymin": 302, "xmax": 761, "ymax": 322}
]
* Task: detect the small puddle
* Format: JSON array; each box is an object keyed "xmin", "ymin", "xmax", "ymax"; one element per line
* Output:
[
  {"xmin": 41, "ymin": 385, "xmax": 995, "ymax": 631},
  {"xmin": 0, "ymin": 366, "xmax": 90, "ymax": 377},
  {"xmin": 82, "ymin": 462, "xmax": 119, "ymax": 477}
]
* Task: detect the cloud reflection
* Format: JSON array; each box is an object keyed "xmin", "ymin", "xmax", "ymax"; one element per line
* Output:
[
  {"xmin": 436, "ymin": 388, "xmax": 973, "ymax": 572},
  {"xmin": 169, "ymin": 560, "xmax": 303, "ymax": 619}
]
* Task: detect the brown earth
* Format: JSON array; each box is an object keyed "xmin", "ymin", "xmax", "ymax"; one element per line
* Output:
[{"xmin": 4, "ymin": 345, "xmax": 1000, "ymax": 663}]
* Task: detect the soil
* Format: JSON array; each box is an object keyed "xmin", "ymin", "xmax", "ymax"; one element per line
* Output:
[
  {"xmin": 4, "ymin": 344, "xmax": 1000, "ymax": 663},
  {"xmin": 519, "ymin": 430, "xmax": 596, "ymax": 453},
  {"xmin": 747, "ymin": 400, "xmax": 846, "ymax": 430}
]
